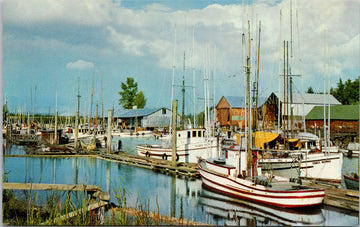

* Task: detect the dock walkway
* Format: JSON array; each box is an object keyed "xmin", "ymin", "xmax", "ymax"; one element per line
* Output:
[
  {"xmin": 99, "ymin": 152, "xmax": 199, "ymax": 179},
  {"xmin": 304, "ymin": 181, "xmax": 359, "ymax": 211}
]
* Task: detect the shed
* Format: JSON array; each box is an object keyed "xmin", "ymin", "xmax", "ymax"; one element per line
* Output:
[
  {"xmin": 305, "ymin": 105, "xmax": 359, "ymax": 134},
  {"xmin": 216, "ymin": 96, "xmax": 266, "ymax": 129},
  {"xmin": 115, "ymin": 108, "xmax": 181, "ymax": 130}
]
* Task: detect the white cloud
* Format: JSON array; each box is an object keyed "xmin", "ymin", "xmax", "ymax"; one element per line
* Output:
[
  {"xmin": 66, "ymin": 60, "xmax": 94, "ymax": 70},
  {"xmin": 145, "ymin": 3, "xmax": 171, "ymax": 12},
  {"xmin": 3, "ymin": 0, "xmax": 117, "ymax": 26},
  {"xmin": 4, "ymin": 0, "xmax": 359, "ymax": 97}
]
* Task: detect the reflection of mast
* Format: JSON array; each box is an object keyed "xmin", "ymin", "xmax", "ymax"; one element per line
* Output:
[
  {"xmin": 53, "ymin": 159, "xmax": 56, "ymax": 184},
  {"xmin": 74, "ymin": 157, "xmax": 78, "ymax": 184},
  {"xmin": 106, "ymin": 162, "xmax": 110, "ymax": 194}
]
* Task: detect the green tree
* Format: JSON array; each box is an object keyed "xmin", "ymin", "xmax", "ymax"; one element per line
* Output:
[
  {"xmin": 330, "ymin": 77, "xmax": 359, "ymax": 104},
  {"xmin": 134, "ymin": 91, "xmax": 147, "ymax": 109},
  {"xmin": 306, "ymin": 87, "xmax": 314, "ymax": 94},
  {"xmin": 118, "ymin": 77, "xmax": 147, "ymax": 109}
]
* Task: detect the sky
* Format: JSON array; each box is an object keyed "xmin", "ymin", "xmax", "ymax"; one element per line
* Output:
[{"xmin": 2, "ymin": 0, "xmax": 359, "ymax": 117}]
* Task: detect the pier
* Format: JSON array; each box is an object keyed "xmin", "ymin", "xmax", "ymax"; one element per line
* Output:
[
  {"xmin": 99, "ymin": 152, "xmax": 199, "ymax": 179},
  {"xmin": 304, "ymin": 182, "xmax": 359, "ymax": 211}
]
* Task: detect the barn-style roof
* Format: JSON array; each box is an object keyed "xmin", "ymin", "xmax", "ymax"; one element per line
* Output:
[
  {"xmin": 275, "ymin": 93, "xmax": 341, "ymax": 105},
  {"xmin": 306, "ymin": 105, "xmax": 359, "ymax": 120},
  {"xmin": 119, "ymin": 108, "xmax": 163, "ymax": 118},
  {"xmin": 217, "ymin": 96, "xmax": 267, "ymax": 109}
]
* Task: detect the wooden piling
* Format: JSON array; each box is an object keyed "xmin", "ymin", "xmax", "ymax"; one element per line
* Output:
[
  {"xmin": 54, "ymin": 111, "xmax": 58, "ymax": 145},
  {"xmin": 27, "ymin": 112, "xmax": 30, "ymax": 134},
  {"xmin": 106, "ymin": 110, "xmax": 112, "ymax": 153},
  {"xmin": 171, "ymin": 100, "xmax": 178, "ymax": 167},
  {"xmin": 75, "ymin": 111, "xmax": 79, "ymax": 149}
]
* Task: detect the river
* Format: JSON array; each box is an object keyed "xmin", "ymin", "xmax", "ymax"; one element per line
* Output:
[{"xmin": 2, "ymin": 137, "xmax": 359, "ymax": 226}]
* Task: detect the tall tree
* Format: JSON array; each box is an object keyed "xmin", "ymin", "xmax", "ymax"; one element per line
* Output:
[
  {"xmin": 134, "ymin": 91, "xmax": 146, "ymax": 108},
  {"xmin": 118, "ymin": 77, "xmax": 147, "ymax": 109},
  {"xmin": 330, "ymin": 77, "xmax": 359, "ymax": 104}
]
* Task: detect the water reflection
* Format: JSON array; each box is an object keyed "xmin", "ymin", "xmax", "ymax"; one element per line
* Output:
[
  {"xmin": 3, "ymin": 140, "xmax": 359, "ymax": 225},
  {"xmin": 198, "ymin": 187, "xmax": 325, "ymax": 226}
]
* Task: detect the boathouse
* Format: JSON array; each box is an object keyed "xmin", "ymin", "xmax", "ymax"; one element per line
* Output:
[
  {"xmin": 305, "ymin": 104, "xmax": 359, "ymax": 136},
  {"xmin": 216, "ymin": 96, "xmax": 266, "ymax": 129},
  {"xmin": 258, "ymin": 92, "xmax": 341, "ymax": 131},
  {"xmin": 114, "ymin": 108, "xmax": 181, "ymax": 130}
]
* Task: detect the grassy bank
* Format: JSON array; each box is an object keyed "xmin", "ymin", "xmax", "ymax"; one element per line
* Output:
[{"xmin": 2, "ymin": 185, "xmax": 203, "ymax": 225}]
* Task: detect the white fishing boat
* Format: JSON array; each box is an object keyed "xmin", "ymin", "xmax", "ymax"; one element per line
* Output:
[
  {"xmin": 119, "ymin": 129, "xmax": 153, "ymax": 137},
  {"xmin": 199, "ymin": 187, "xmax": 325, "ymax": 226},
  {"xmin": 340, "ymin": 142, "xmax": 360, "ymax": 158},
  {"xmin": 198, "ymin": 145, "xmax": 325, "ymax": 208},
  {"xmin": 136, "ymin": 127, "xmax": 217, "ymax": 163},
  {"xmin": 253, "ymin": 131, "xmax": 343, "ymax": 184}
]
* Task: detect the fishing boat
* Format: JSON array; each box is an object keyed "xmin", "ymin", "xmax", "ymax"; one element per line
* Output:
[
  {"xmin": 340, "ymin": 142, "xmax": 360, "ymax": 158},
  {"xmin": 198, "ymin": 187, "xmax": 325, "ymax": 225},
  {"xmin": 137, "ymin": 127, "xmax": 217, "ymax": 163},
  {"xmin": 198, "ymin": 146, "xmax": 325, "ymax": 208},
  {"xmin": 343, "ymin": 172, "xmax": 359, "ymax": 190},
  {"xmin": 254, "ymin": 131, "xmax": 343, "ymax": 184}
]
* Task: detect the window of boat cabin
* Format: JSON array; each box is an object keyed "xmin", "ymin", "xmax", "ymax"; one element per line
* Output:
[
  {"xmin": 203, "ymin": 131, "xmax": 205, "ymax": 137},
  {"xmin": 193, "ymin": 131, "xmax": 197, "ymax": 137},
  {"xmin": 198, "ymin": 131, "xmax": 201, "ymax": 137},
  {"xmin": 178, "ymin": 133, "xmax": 181, "ymax": 137},
  {"xmin": 187, "ymin": 131, "xmax": 191, "ymax": 138}
]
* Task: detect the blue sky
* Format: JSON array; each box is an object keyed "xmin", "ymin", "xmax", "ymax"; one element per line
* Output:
[{"xmin": 2, "ymin": 0, "xmax": 359, "ymax": 117}]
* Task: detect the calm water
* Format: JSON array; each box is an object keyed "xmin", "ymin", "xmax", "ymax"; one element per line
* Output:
[{"xmin": 2, "ymin": 138, "xmax": 359, "ymax": 226}]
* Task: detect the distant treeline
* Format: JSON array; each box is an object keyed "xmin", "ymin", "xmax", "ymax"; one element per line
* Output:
[{"xmin": 307, "ymin": 77, "xmax": 359, "ymax": 105}]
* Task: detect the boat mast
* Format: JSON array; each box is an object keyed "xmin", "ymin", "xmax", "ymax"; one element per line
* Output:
[
  {"xmin": 192, "ymin": 27, "xmax": 196, "ymax": 128},
  {"xmin": 89, "ymin": 69, "xmax": 95, "ymax": 132},
  {"xmin": 254, "ymin": 20, "xmax": 261, "ymax": 131},
  {"xmin": 181, "ymin": 51, "xmax": 185, "ymax": 129},
  {"xmin": 323, "ymin": 30, "xmax": 327, "ymax": 150},
  {"xmin": 101, "ymin": 69, "xmax": 104, "ymax": 129},
  {"xmin": 170, "ymin": 24, "xmax": 177, "ymax": 133},
  {"xmin": 246, "ymin": 20, "xmax": 253, "ymax": 177},
  {"xmin": 278, "ymin": 9, "xmax": 282, "ymax": 132}
]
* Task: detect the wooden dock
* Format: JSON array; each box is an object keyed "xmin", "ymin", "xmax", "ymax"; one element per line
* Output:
[
  {"xmin": 99, "ymin": 152, "xmax": 199, "ymax": 179},
  {"xmin": 3, "ymin": 183, "xmax": 101, "ymax": 192},
  {"xmin": 304, "ymin": 181, "xmax": 359, "ymax": 211},
  {"xmin": 3, "ymin": 182, "xmax": 110, "ymax": 224}
]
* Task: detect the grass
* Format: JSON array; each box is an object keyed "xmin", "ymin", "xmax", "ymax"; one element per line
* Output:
[{"xmin": 2, "ymin": 183, "xmax": 200, "ymax": 225}]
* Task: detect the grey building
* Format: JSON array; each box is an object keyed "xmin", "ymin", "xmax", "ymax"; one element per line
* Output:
[{"xmin": 115, "ymin": 108, "xmax": 181, "ymax": 130}]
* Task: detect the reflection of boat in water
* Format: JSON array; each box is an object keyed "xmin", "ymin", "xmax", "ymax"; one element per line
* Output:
[{"xmin": 198, "ymin": 187, "xmax": 325, "ymax": 226}]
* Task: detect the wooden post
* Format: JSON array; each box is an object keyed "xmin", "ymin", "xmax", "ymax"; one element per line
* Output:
[
  {"xmin": 171, "ymin": 100, "xmax": 178, "ymax": 167},
  {"xmin": 106, "ymin": 110, "xmax": 112, "ymax": 154},
  {"xmin": 75, "ymin": 111, "xmax": 79, "ymax": 149},
  {"xmin": 54, "ymin": 111, "xmax": 58, "ymax": 145},
  {"xmin": 27, "ymin": 112, "xmax": 30, "ymax": 134}
]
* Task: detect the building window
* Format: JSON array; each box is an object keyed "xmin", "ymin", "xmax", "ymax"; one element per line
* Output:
[{"xmin": 193, "ymin": 131, "xmax": 197, "ymax": 137}]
